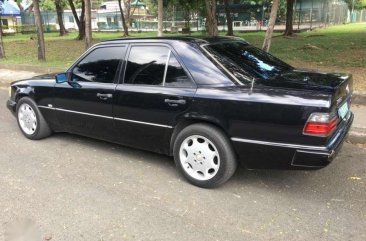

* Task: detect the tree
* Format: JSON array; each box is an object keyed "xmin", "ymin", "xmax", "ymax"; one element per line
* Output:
[
  {"xmin": 55, "ymin": 0, "xmax": 67, "ymax": 36},
  {"xmin": 68, "ymin": 0, "xmax": 85, "ymax": 40},
  {"xmin": 120, "ymin": 0, "xmax": 138, "ymax": 32},
  {"xmin": 32, "ymin": 0, "xmax": 46, "ymax": 60},
  {"xmin": 344, "ymin": 0, "xmax": 366, "ymax": 11},
  {"xmin": 0, "ymin": 0, "xmax": 5, "ymax": 58},
  {"xmin": 262, "ymin": 0, "xmax": 279, "ymax": 52},
  {"xmin": 283, "ymin": 0, "xmax": 294, "ymax": 36},
  {"xmin": 117, "ymin": 0, "xmax": 128, "ymax": 36},
  {"xmin": 344, "ymin": 0, "xmax": 366, "ymax": 22},
  {"xmin": 223, "ymin": 0, "xmax": 233, "ymax": 36},
  {"xmin": 205, "ymin": 0, "xmax": 218, "ymax": 36},
  {"xmin": 84, "ymin": 0, "xmax": 92, "ymax": 49},
  {"xmin": 176, "ymin": 0, "xmax": 196, "ymax": 30},
  {"xmin": 157, "ymin": 0, "xmax": 163, "ymax": 36}
]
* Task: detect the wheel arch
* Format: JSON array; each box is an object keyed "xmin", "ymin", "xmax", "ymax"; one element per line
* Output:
[
  {"xmin": 169, "ymin": 116, "xmax": 231, "ymax": 156},
  {"xmin": 14, "ymin": 86, "xmax": 35, "ymax": 103}
]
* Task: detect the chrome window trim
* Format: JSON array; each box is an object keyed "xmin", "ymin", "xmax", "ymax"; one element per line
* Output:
[
  {"xmin": 38, "ymin": 105, "xmax": 173, "ymax": 129},
  {"xmin": 162, "ymin": 50, "xmax": 171, "ymax": 86},
  {"xmin": 231, "ymin": 137, "xmax": 328, "ymax": 151},
  {"xmin": 200, "ymin": 43, "xmax": 244, "ymax": 86}
]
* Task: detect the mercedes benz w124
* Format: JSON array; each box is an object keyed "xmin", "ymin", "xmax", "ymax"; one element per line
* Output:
[{"xmin": 7, "ymin": 37, "xmax": 353, "ymax": 188}]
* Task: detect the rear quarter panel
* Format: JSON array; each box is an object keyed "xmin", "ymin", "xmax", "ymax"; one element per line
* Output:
[{"xmin": 189, "ymin": 86, "xmax": 333, "ymax": 168}]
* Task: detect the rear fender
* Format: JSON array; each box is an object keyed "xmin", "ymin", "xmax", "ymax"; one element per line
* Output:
[{"xmin": 169, "ymin": 114, "xmax": 229, "ymax": 156}]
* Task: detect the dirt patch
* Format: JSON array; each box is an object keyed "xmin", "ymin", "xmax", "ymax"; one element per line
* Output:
[
  {"xmin": 336, "ymin": 49, "xmax": 366, "ymax": 60},
  {"xmin": 0, "ymin": 69, "xmax": 40, "ymax": 88},
  {"xmin": 299, "ymin": 44, "xmax": 322, "ymax": 50},
  {"xmin": 306, "ymin": 34, "xmax": 325, "ymax": 38},
  {"xmin": 288, "ymin": 60, "xmax": 366, "ymax": 91}
]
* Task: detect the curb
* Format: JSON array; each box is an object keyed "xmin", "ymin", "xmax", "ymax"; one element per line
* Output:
[
  {"xmin": 352, "ymin": 91, "xmax": 366, "ymax": 105},
  {"xmin": 0, "ymin": 64, "xmax": 64, "ymax": 74},
  {"xmin": 347, "ymin": 127, "xmax": 366, "ymax": 144}
]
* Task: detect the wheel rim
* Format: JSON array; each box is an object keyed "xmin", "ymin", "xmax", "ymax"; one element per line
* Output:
[
  {"xmin": 179, "ymin": 135, "xmax": 220, "ymax": 181},
  {"xmin": 18, "ymin": 103, "xmax": 37, "ymax": 135}
]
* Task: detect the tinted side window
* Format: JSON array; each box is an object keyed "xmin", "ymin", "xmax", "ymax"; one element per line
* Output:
[
  {"xmin": 72, "ymin": 46, "xmax": 125, "ymax": 83},
  {"xmin": 124, "ymin": 46, "xmax": 169, "ymax": 85},
  {"xmin": 165, "ymin": 54, "xmax": 191, "ymax": 87}
]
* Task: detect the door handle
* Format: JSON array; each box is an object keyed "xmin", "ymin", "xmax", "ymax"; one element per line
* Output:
[
  {"xmin": 97, "ymin": 93, "xmax": 113, "ymax": 100},
  {"xmin": 164, "ymin": 99, "xmax": 186, "ymax": 105}
]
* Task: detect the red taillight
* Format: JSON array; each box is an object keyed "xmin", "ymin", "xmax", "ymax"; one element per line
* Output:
[{"xmin": 303, "ymin": 113, "xmax": 338, "ymax": 136}]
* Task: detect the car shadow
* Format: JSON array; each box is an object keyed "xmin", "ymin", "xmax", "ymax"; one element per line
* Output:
[
  {"xmin": 47, "ymin": 132, "xmax": 359, "ymax": 195},
  {"xmin": 49, "ymin": 132, "xmax": 176, "ymax": 168}
]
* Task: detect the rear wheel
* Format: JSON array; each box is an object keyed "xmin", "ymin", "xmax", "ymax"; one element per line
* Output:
[
  {"xmin": 16, "ymin": 97, "xmax": 52, "ymax": 140},
  {"xmin": 173, "ymin": 124, "xmax": 237, "ymax": 188}
]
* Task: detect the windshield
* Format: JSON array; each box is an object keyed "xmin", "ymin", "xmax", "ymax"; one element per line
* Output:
[{"xmin": 203, "ymin": 41, "xmax": 293, "ymax": 82}]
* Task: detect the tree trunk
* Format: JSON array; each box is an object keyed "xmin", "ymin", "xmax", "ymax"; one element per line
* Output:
[
  {"xmin": 262, "ymin": 0, "xmax": 279, "ymax": 52},
  {"xmin": 78, "ymin": 1, "xmax": 86, "ymax": 40},
  {"xmin": 224, "ymin": 0, "xmax": 233, "ymax": 36},
  {"xmin": 0, "ymin": 18, "xmax": 6, "ymax": 58},
  {"xmin": 84, "ymin": 0, "xmax": 92, "ymax": 49},
  {"xmin": 32, "ymin": 0, "xmax": 46, "ymax": 60},
  {"xmin": 284, "ymin": 0, "xmax": 294, "ymax": 36},
  {"xmin": 205, "ymin": 0, "xmax": 218, "ymax": 36},
  {"xmin": 124, "ymin": 0, "xmax": 135, "ymax": 29},
  {"xmin": 157, "ymin": 0, "xmax": 163, "ymax": 36},
  {"xmin": 118, "ymin": 0, "xmax": 128, "ymax": 36},
  {"xmin": 360, "ymin": 10, "xmax": 363, "ymax": 23},
  {"xmin": 68, "ymin": 0, "xmax": 81, "ymax": 28},
  {"xmin": 55, "ymin": 0, "xmax": 67, "ymax": 36},
  {"xmin": 68, "ymin": 0, "xmax": 85, "ymax": 40}
]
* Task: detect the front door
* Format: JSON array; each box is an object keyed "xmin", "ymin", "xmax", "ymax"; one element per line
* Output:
[
  {"xmin": 114, "ymin": 44, "xmax": 196, "ymax": 154},
  {"xmin": 54, "ymin": 45, "xmax": 127, "ymax": 141}
]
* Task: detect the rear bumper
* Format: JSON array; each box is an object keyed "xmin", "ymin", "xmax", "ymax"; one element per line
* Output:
[
  {"xmin": 7, "ymin": 99, "xmax": 16, "ymax": 115},
  {"xmin": 231, "ymin": 112, "xmax": 354, "ymax": 169}
]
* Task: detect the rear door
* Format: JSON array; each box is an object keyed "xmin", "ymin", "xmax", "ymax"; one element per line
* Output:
[
  {"xmin": 113, "ymin": 44, "xmax": 196, "ymax": 154},
  {"xmin": 54, "ymin": 45, "xmax": 126, "ymax": 140}
]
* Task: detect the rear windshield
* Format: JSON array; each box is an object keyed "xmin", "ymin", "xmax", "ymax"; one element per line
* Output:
[{"xmin": 203, "ymin": 41, "xmax": 293, "ymax": 83}]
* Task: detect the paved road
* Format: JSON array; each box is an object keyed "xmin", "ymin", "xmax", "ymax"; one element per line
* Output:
[{"xmin": 0, "ymin": 90, "xmax": 365, "ymax": 241}]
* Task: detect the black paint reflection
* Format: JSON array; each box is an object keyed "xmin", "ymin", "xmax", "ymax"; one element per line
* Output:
[
  {"xmin": 205, "ymin": 41, "xmax": 293, "ymax": 80},
  {"xmin": 72, "ymin": 47, "xmax": 125, "ymax": 83}
]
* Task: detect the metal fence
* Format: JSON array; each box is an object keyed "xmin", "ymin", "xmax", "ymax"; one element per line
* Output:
[{"xmin": 12, "ymin": 0, "xmax": 366, "ymax": 34}]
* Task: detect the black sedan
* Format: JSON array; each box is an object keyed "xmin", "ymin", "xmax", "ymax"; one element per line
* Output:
[{"xmin": 6, "ymin": 37, "xmax": 353, "ymax": 188}]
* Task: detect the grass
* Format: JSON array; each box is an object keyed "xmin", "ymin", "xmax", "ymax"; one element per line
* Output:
[{"xmin": 0, "ymin": 23, "xmax": 365, "ymax": 89}]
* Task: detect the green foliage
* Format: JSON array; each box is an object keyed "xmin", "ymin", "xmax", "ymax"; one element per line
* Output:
[
  {"xmin": 144, "ymin": 0, "xmax": 158, "ymax": 15},
  {"xmin": 41, "ymin": 0, "xmax": 56, "ymax": 11},
  {"xmin": 91, "ymin": 0, "xmax": 103, "ymax": 8},
  {"xmin": 344, "ymin": 0, "xmax": 366, "ymax": 10}
]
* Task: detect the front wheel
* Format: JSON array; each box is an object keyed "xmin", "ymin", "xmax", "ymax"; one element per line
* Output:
[
  {"xmin": 16, "ymin": 97, "xmax": 52, "ymax": 140},
  {"xmin": 173, "ymin": 124, "xmax": 237, "ymax": 188}
]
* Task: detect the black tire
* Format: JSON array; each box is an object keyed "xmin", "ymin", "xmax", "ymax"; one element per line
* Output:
[
  {"xmin": 16, "ymin": 97, "xmax": 52, "ymax": 140},
  {"xmin": 173, "ymin": 123, "xmax": 237, "ymax": 188}
]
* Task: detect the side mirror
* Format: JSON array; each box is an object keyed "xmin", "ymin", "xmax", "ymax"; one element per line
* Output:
[{"xmin": 55, "ymin": 73, "xmax": 68, "ymax": 83}]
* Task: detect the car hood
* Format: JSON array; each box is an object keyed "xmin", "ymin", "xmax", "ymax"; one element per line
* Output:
[
  {"xmin": 11, "ymin": 73, "xmax": 57, "ymax": 85},
  {"xmin": 30, "ymin": 73, "xmax": 57, "ymax": 80},
  {"xmin": 255, "ymin": 69, "xmax": 351, "ymax": 92}
]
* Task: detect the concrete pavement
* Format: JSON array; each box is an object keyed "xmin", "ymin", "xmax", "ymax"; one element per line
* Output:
[{"xmin": 349, "ymin": 105, "xmax": 366, "ymax": 144}]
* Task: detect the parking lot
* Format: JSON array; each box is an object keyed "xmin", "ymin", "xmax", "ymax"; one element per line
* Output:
[{"xmin": 0, "ymin": 89, "xmax": 365, "ymax": 241}]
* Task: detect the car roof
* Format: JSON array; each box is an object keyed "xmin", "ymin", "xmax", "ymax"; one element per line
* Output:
[{"xmin": 100, "ymin": 36, "xmax": 248, "ymax": 45}]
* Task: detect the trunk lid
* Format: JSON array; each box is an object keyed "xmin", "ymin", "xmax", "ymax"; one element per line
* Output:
[
  {"xmin": 256, "ymin": 69, "xmax": 353, "ymax": 110},
  {"xmin": 256, "ymin": 69, "xmax": 352, "ymax": 92}
]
